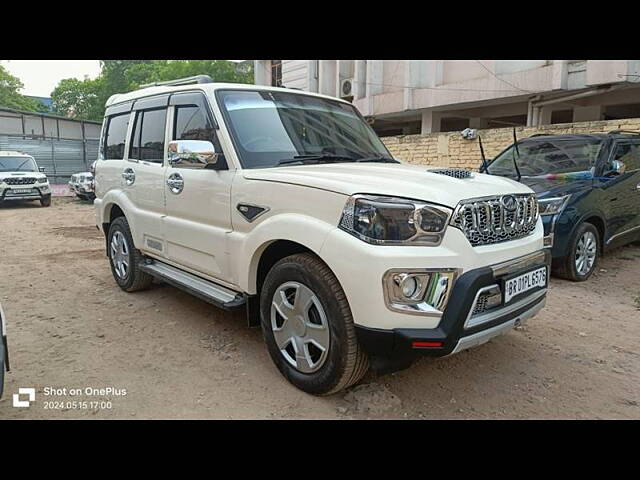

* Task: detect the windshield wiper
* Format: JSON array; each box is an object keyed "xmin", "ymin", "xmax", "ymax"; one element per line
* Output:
[
  {"xmin": 355, "ymin": 155, "xmax": 400, "ymax": 163},
  {"xmin": 277, "ymin": 154, "xmax": 358, "ymax": 166}
]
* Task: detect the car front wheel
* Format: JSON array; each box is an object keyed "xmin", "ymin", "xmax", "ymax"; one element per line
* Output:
[
  {"xmin": 260, "ymin": 253, "xmax": 369, "ymax": 395},
  {"xmin": 556, "ymin": 222, "xmax": 600, "ymax": 281}
]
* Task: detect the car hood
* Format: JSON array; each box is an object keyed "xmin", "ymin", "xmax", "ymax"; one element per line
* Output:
[
  {"xmin": 242, "ymin": 163, "xmax": 534, "ymax": 208},
  {"xmin": 514, "ymin": 174, "xmax": 593, "ymax": 199}
]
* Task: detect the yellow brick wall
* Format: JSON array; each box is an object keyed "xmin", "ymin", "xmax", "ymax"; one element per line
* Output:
[{"xmin": 381, "ymin": 118, "xmax": 640, "ymax": 170}]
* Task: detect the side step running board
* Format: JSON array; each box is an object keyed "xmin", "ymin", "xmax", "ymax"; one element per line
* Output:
[{"xmin": 139, "ymin": 259, "xmax": 246, "ymax": 310}]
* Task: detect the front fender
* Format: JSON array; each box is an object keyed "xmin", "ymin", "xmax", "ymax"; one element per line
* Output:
[{"xmin": 233, "ymin": 213, "xmax": 336, "ymax": 294}]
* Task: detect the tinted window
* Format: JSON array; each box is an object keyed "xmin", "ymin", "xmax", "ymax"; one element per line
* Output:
[
  {"xmin": 129, "ymin": 111, "xmax": 142, "ymax": 160},
  {"xmin": 104, "ymin": 113, "xmax": 130, "ymax": 160},
  {"xmin": 489, "ymin": 139, "xmax": 603, "ymax": 176},
  {"xmin": 138, "ymin": 109, "xmax": 167, "ymax": 163},
  {"xmin": 174, "ymin": 105, "xmax": 217, "ymax": 146},
  {"xmin": 217, "ymin": 89, "xmax": 389, "ymax": 169},
  {"xmin": 0, "ymin": 156, "xmax": 37, "ymax": 172},
  {"xmin": 612, "ymin": 142, "xmax": 640, "ymax": 171}
]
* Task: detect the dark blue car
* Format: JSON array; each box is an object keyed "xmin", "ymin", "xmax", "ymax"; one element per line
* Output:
[{"xmin": 482, "ymin": 131, "xmax": 640, "ymax": 281}]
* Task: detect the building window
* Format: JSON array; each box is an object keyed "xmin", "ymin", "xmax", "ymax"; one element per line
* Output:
[{"xmin": 271, "ymin": 60, "xmax": 282, "ymax": 87}]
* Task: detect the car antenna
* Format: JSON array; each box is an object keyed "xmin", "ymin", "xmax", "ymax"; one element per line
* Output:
[
  {"xmin": 512, "ymin": 127, "xmax": 522, "ymax": 181},
  {"xmin": 478, "ymin": 135, "xmax": 490, "ymax": 174}
]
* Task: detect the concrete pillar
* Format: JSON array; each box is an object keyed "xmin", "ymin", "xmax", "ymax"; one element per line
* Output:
[
  {"xmin": 319, "ymin": 60, "xmax": 337, "ymax": 97},
  {"xmin": 403, "ymin": 61, "xmax": 429, "ymax": 111},
  {"xmin": 353, "ymin": 60, "xmax": 366, "ymax": 100},
  {"xmin": 308, "ymin": 60, "xmax": 319, "ymax": 93},
  {"xmin": 469, "ymin": 117, "xmax": 489, "ymax": 129},
  {"xmin": 573, "ymin": 105, "xmax": 603, "ymax": 122},
  {"xmin": 365, "ymin": 60, "xmax": 383, "ymax": 97},
  {"xmin": 254, "ymin": 60, "xmax": 271, "ymax": 86},
  {"xmin": 421, "ymin": 110, "xmax": 441, "ymax": 134},
  {"xmin": 539, "ymin": 107, "xmax": 553, "ymax": 125},
  {"xmin": 552, "ymin": 60, "xmax": 568, "ymax": 90}
]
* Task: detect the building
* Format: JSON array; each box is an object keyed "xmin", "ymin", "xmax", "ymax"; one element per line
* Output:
[
  {"xmin": 0, "ymin": 106, "xmax": 101, "ymax": 184},
  {"xmin": 254, "ymin": 60, "xmax": 640, "ymax": 136}
]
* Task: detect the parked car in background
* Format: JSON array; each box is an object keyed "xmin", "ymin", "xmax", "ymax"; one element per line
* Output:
[
  {"xmin": 0, "ymin": 302, "xmax": 8, "ymax": 399},
  {"xmin": 69, "ymin": 172, "xmax": 95, "ymax": 201},
  {"xmin": 0, "ymin": 151, "xmax": 51, "ymax": 207},
  {"xmin": 482, "ymin": 131, "xmax": 640, "ymax": 281},
  {"xmin": 94, "ymin": 77, "xmax": 549, "ymax": 394}
]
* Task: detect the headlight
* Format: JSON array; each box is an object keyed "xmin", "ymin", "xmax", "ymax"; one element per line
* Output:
[
  {"xmin": 339, "ymin": 195, "xmax": 452, "ymax": 245},
  {"xmin": 37, "ymin": 177, "xmax": 48, "ymax": 184},
  {"xmin": 538, "ymin": 195, "xmax": 571, "ymax": 216}
]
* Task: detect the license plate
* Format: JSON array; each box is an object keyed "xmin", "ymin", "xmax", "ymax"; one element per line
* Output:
[
  {"xmin": 11, "ymin": 188, "xmax": 33, "ymax": 194},
  {"xmin": 504, "ymin": 266, "xmax": 547, "ymax": 303}
]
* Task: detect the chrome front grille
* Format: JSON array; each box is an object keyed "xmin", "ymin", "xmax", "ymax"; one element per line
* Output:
[
  {"xmin": 450, "ymin": 194, "xmax": 539, "ymax": 247},
  {"xmin": 4, "ymin": 177, "xmax": 36, "ymax": 185}
]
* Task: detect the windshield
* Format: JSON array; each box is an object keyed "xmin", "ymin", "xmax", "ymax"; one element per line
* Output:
[
  {"xmin": 488, "ymin": 139, "xmax": 603, "ymax": 177},
  {"xmin": 0, "ymin": 156, "xmax": 38, "ymax": 172},
  {"xmin": 217, "ymin": 89, "xmax": 390, "ymax": 168}
]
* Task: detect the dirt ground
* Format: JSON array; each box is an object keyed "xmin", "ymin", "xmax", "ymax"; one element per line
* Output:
[{"xmin": 0, "ymin": 197, "xmax": 638, "ymax": 419}]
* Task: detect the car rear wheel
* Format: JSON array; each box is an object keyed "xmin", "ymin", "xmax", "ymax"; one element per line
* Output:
[
  {"xmin": 107, "ymin": 216, "xmax": 153, "ymax": 292},
  {"xmin": 260, "ymin": 253, "xmax": 369, "ymax": 395}
]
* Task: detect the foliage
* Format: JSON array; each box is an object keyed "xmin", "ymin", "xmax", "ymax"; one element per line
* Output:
[
  {"xmin": 0, "ymin": 64, "xmax": 44, "ymax": 112},
  {"xmin": 51, "ymin": 60, "xmax": 254, "ymax": 122}
]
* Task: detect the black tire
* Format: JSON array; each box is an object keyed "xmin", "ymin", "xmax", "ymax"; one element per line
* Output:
[
  {"xmin": 107, "ymin": 216, "xmax": 153, "ymax": 292},
  {"xmin": 260, "ymin": 253, "xmax": 369, "ymax": 395},
  {"xmin": 76, "ymin": 194, "xmax": 87, "ymax": 201},
  {"xmin": 40, "ymin": 195, "xmax": 51, "ymax": 207},
  {"xmin": 554, "ymin": 222, "xmax": 600, "ymax": 282}
]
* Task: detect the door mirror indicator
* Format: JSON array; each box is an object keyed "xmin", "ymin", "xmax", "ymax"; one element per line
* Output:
[{"xmin": 168, "ymin": 140, "xmax": 218, "ymax": 169}]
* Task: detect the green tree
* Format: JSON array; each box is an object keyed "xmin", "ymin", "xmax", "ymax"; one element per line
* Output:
[
  {"xmin": 0, "ymin": 64, "xmax": 43, "ymax": 111},
  {"xmin": 49, "ymin": 60, "xmax": 254, "ymax": 122},
  {"xmin": 51, "ymin": 77, "xmax": 103, "ymax": 121}
]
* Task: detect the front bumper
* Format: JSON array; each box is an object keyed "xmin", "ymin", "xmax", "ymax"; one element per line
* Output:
[
  {"xmin": 355, "ymin": 249, "xmax": 551, "ymax": 373},
  {"xmin": 0, "ymin": 185, "xmax": 50, "ymax": 201}
]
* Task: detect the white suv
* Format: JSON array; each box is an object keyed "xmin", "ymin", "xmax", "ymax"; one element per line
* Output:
[
  {"xmin": 94, "ymin": 76, "xmax": 549, "ymax": 394},
  {"xmin": 0, "ymin": 151, "xmax": 52, "ymax": 207}
]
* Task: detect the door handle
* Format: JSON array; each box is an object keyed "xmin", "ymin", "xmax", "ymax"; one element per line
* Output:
[
  {"xmin": 122, "ymin": 168, "xmax": 135, "ymax": 186},
  {"xmin": 167, "ymin": 172, "xmax": 184, "ymax": 194}
]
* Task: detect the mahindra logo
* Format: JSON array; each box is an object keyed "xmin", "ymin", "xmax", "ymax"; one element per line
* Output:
[{"xmin": 501, "ymin": 195, "xmax": 518, "ymax": 212}]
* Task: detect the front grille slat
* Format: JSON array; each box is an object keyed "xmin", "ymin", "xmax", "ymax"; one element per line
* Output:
[
  {"xmin": 451, "ymin": 194, "xmax": 538, "ymax": 247},
  {"xmin": 4, "ymin": 177, "xmax": 36, "ymax": 185}
]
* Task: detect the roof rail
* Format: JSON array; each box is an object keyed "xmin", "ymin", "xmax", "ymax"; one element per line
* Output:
[
  {"xmin": 607, "ymin": 129, "xmax": 640, "ymax": 136},
  {"xmin": 139, "ymin": 75, "xmax": 213, "ymax": 89}
]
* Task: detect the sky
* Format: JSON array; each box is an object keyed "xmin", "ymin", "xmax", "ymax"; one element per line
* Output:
[
  {"xmin": 1, "ymin": 60, "xmax": 246, "ymax": 98},
  {"xmin": 1, "ymin": 60, "xmax": 102, "ymax": 98}
]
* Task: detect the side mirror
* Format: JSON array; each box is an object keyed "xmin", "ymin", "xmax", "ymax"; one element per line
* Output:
[
  {"xmin": 605, "ymin": 159, "xmax": 626, "ymax": 177},
  {"xmin": 168, "ymin": 140, "xmax": 219, "ymax": 169},
  {"xmin": 38, "ymin": 166, "xmax": 46, "ymax": 173},
  {"xmin": 90, "ymin": 161, "xmax": 97, "ymax": 175}
]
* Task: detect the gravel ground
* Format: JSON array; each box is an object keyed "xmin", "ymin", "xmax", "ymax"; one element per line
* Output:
[{"xmin": 1, "ymin": 197, "xmax": 639, "ymax": 419}]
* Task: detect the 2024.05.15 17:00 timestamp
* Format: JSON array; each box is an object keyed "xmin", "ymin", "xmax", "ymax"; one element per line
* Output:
[{"xmin": 43, "ymin": 401, "xmax": 113, "ymax": 410}]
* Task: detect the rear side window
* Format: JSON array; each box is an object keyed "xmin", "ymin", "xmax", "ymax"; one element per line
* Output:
[
  {"xmin": 129, "ymin": 108, "xmax": 167, "ymax": 163},
  {"xmin": 104, "ymin": 113, "xmax": 130, "ymax": 160},
  {"xmin": 612, "ymin": 142, "xmax": 640, "ymax": 171}
]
